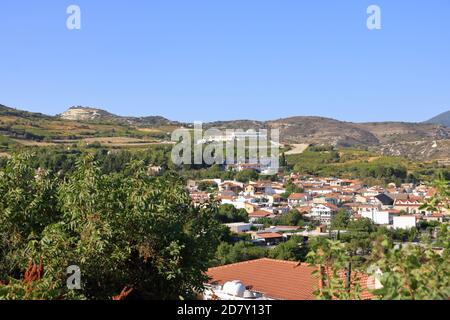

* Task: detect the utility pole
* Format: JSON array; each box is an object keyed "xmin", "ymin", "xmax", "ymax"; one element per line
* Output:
[{"xmin": 345, "ymin": 260, "xmax": 352, "ymax": 293}]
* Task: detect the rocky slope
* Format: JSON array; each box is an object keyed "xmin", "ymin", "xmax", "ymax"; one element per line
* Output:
[
  {"xmin": 58, "ymin": 106, "xmax": 180, "ymax": 126},
  {"xmin": 2, "ymin": 104, "xmax": 450, "ymax": 161},
  {"xmin": 58, "ymin": 106, "xmax": 116, "ymax": 121},
  {"xmin": 424, "ymin": 110, "xmax": 450, "ymax": 127},
  {"xmin": 203, "ymin": 116, "xmax": 450, "ymax": 161}
]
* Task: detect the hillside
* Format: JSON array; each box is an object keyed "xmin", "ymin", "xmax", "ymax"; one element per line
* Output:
[
  {"xmin": 58, "ymin": 106, "xmax": 118, "ymax": 121},
  {"xmin": 0, "ymin": 104, "xmax": 51, "ymax": 119},
  {"xmin": 59, "ymin": 106, "xmax": 181, "ymax": 127},
  {"xmin": 210, "ymin": 116, "xmax": 450, "ymax": 161},
  {"xmin": 0, "ymin": 105, "xmax": 181, "ymax": 151},
  {"xmin": 268, "ymin": 116, "xmax": 379, "ymax": 147},
  {"xmin": 424, "ymin": 110, "xmax": 450, "ymax": 127},
  {"xmin": 1, "ymin": 104, "xmax": 450, "ymax": 162}
]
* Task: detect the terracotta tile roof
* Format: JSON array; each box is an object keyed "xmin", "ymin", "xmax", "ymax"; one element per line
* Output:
[
  {"xmin": 249, "ymin": 210, "xmax": 272, "ymax": 218},
  {"xmin": 207, "ymin": 258, "xmax": 375, "ymax": 300},
  {"xmin": 288, "ymin": 193, "xmax": 307, "ymax": 200},
  {"xmin": 298, "ymin": 206, "xmax": 312, "ymax": 213},
  {"xmin": 207, "ymin": 259, "xmax": 317, "ymax": 300},
  {"xmin": 207, "ymin": 258, "xmax": 374, "ymax": 300},
  {"xmin": 322, "ymin": 203, "xmax": 338, "ymax": 211},
  {"xmin": 256, "ymin": 232, "xmax": 283, "ymax": 239},
  {"xmin": 322, "ymin": 267, "xmax": 375, "ymax": 300}
]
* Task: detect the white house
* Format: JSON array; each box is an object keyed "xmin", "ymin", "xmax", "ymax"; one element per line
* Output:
[
  {"xmin": 393, "ymin": 216, "xmax": 417, "ymax": 230},
  {"xmin": 220, "ymin": 196, "xmax": 254, "ymax": 210},
  {"xmin": 307, "ymin": 203, "xmax": 338, "ymax": 225},
  {"xmin": 224, "ymin": 222, "xmax": 264, "ymax": 233},
  {"xmin": 287, "ymin": 193, "xmax": 310, "ymax": 207},
  {"xmin": 361, "ymin": 210, "xmax": 398, "ymax": 225}
]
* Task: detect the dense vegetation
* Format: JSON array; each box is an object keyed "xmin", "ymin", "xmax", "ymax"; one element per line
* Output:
[
  {"xmin": 286, "ymin": 145, "xmax": 450, "ymax": 185},
  {"xmin": 0, "ymin": 146, "xmax": 449, "ymax": 300},
  {"xmin": 0, "ymin": 153, "xmax": 222, "ymax": 299},
  {"xmin": 307, "ymin": 180, "xmax": 450, "ymax": 300}
]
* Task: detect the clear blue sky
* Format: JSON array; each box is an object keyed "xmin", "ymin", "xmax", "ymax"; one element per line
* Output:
[{"xmin": 0, "ymin": 0, "xmax": 449, "ymax": 122}]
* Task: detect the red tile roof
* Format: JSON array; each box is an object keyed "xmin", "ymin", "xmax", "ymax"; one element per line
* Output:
[
  {"xmin": 322, "ymin": 203, "xmax": 339, "ymax": 211},
  {"xmin": 207, "ymin": 259, "xmax": 317, "ymax": 300},
  {"xmin": 256, "ymin": 232, "xmax": 283, "ymax": 239},
  {"xmin": 298, "ymin": 206, "xmax": 312, "ymax": 213},
  {"xmin": 249, "ymin": 210, "xmax": 272, "ymax": 218},
  {"xmin": 288, "ymin": 193, "xmax": 307, "ymax": 200},
  {"xmin": 207, "ymin": 258, "xmax": 374, "ymax": 300}
]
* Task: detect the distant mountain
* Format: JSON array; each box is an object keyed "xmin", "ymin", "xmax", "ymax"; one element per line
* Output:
[
  {"xmin": 0, "ymin": 104, "xmax": 51, "ymax": 119},
  {"xmin": 268, "ymin": 116, "xmax": 379, "ymax": 147},
  {"xmin": 2, "ymin": 103, "xmax": 450, "ymax": 161},
  {"xmin": 58, "ymin": 106, "xmax": 181, "ymax": 126},
  {"xmin": 424, "ymin": 111, "xmax": 450, "ymax": 127},
  {"xmin": 209, "ymin": 116, "xmax": 450, "ymax": 146},
  {"xmin": 58, "ymin": 106, "xmax": 117, "ymax": 121},
  {"xmin": 204, "ymin": 116, "xmax": 450, "ymax": 161}
]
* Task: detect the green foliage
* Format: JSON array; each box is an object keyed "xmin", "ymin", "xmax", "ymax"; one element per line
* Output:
[
  {"xmin": 288, "ymin": 146, "xmax": 341, "ymax": 175},
  {"xmin": 212, "ymin": 242, "xmax": 268, "ymax": 266},
  {"xmin": 369, "ymin": 230, "xmax": 450, "ymax": 300},
  {"xmin": 0, "ymin": 135, "xmax": 16, "ymax": 151},
  {"xmin": 307, "ymin": 178, "xmax": 450, "ymax": 300},
  {"xmin": 0, "ymin": 153, "xmax": 61, "ymax": 278},
  {"xmin": 331, "ymin": 209, "xmax": 350, "ymax": 231},
  {"xmin": 281, "ymin": 181, "xmax": 304, "ymax": 199},
  {"xmin": 420, "ymin": 178, "xmax": 450, "ymax": 212},
  {"xmin": 197, "ymin": 180, "xmax": 218, "ymax": 192},
  {"xmin": 215, "ymin": 204, "xmax": 249, "ymax": 223},
  {"xmin": 268, "ymin": 237, "xmax": 307, "ymax": 261},
  {"xmin": 0, "ymin": 153, "xmax": 223, "ymax": 300},
  {"xmin": 273, "ymin": 210, "xmax": 306, "ymax": 227},
  {"xmin": 306, "ymin": 239, "xmax": 363, "ymax": 300},
  {"xmin": 286, "ymin": 147, "xmax": 422, "ymax": 184},
  {"xmin": 235, "ymin": 169, "xmax": 259, "ymax": 183}
]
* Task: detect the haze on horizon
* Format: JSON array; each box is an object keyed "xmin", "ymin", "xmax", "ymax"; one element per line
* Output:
[{"xmin": 0, "ymin": 0, "xmax": 449, "ymax": 123}]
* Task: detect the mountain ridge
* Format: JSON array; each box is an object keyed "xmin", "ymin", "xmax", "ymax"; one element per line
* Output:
[
  {"xmin": 1, "ymin": 104, "xmax": 450, "ymax": 161},
  {"xmin": 58, "ymin": 106, "xmax": 181, "ymax": 126},
  {"xmin": 424, "ymin": 110, "xmax": 450, "ymax": 127}
]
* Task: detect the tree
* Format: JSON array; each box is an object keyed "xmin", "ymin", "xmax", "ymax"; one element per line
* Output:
[
  {"xmin": 0, "ymin": 153, "xmax": 223, "ymax": 300},
  {"xmin": 274, "ymin": 210, "xmax": 305, "ymax": 227},
  {"xmin": 420, "ymin": 178, "xmax": 450, "ymax": 213},
  {"xmin": 213, "ymin": 242, "xmax": 268, "ymax": 266},
  {"xmin": 306, "ymin": 239, "xmax": 364, "ymax": 300},
  {"xmin": 0, "ymin": 153, "xmax": 60, "ymax": 280},
  {"xmin": 215, "ymin": 204, "xmax": 249, "ymax": 223},
  {"xmin": 268, "ymin": 237, "xmax": 307, "ymax": 261},
  {"xmin": 306, "ymin": 178, "xmax": 450, "ymax": 300},
  {"xmin": 197, "ymin": 181, "xmax": 218, "ymax": 192},
  {"xmin": 365, "ymin": 178, "xmax": 450, "ymax": 299},
  {"xmin": 330, "ymin": 209, "xmax": 350, "ymax": 238},
  {"xmin": 281, "ymin": 181, "xmax": 304, "ymax": 198},
  {"xmin": 235, "ymin": 169, "xmax": 259, "ymax": 183},
  {"xmin": 280, "ymin": 152, "xmax": 287, "ymax": 168},
  {"xmin": 368, "ymin": 231, "xmax": 450, "ymax": 300}
]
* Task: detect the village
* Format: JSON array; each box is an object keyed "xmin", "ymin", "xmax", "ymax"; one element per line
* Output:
[
  {"xmin": 187, "ymin": 167, "xmax": 449, "ymax": 300},
  {"xmin": 189, "ymin": 170, "xmax": 447, "ymax": 240}
]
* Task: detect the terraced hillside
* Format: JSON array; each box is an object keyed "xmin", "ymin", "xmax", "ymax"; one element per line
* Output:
[{"xmin": 1, "ymin": 104, "xmax": 449, "ymax": 162}]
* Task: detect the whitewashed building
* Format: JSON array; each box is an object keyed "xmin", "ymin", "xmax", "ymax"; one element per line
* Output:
[
  {"xmin": 393, "ymin": 215, "xmax": 417, "ymax": 230},
  {"xmin": 361, "ymin": 210, "xmax": 398, "ymax": 225}
]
